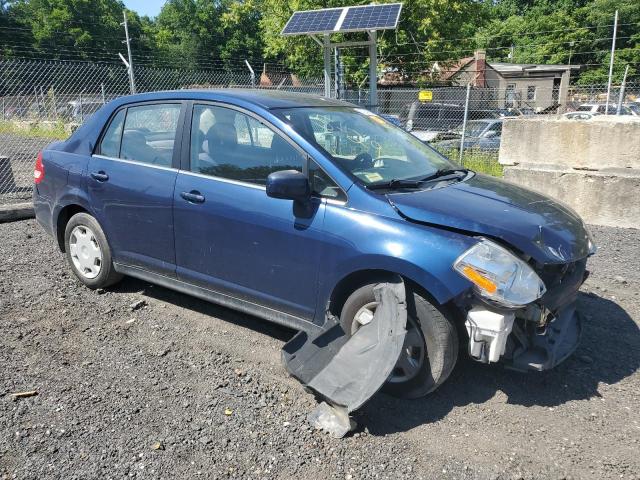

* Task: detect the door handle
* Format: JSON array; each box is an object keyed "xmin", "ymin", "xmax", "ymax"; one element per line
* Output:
[
  {"xmin": 90, "ymin": 171, "xmax": 109, "ymax": 182},
  {"xmin": 180, "ymin": 191, "xmax": 205, "ymax": 204}
]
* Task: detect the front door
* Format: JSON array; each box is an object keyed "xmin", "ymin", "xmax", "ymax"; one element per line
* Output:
[
  {"xmin": 88, "ymin": 102, "xmax": 183, "ymax": 276},
  {"xmin": 173, "ymin": 103, "xmax": 326, "ymax": 320}
]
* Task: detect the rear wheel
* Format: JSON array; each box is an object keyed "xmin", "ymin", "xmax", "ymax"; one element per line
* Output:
[
  {"xmin": 64, "ymin": 212, "xmax": 122, "ymax": 289},
  {"xmin": 340, "ymin": 283, "xmax": 458, "ymax": 398}
]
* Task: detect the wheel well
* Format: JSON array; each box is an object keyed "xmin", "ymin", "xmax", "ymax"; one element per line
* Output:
[
  {"xmin": 328, "ymin": 269, "xmax": 426, "ymax": 317},
  {"xmin": 55, "ymin": 204, "xmax": 88, "ymax": 252}
]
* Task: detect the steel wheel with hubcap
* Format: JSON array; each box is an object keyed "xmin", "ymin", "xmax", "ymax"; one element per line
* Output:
[
  {"xmin": 68, "ymin": 225, "xmax": 103, "ymax": 279},
  {"xmin": 64, "ymin": 212, "xmax": 123, "ymax": 289}
]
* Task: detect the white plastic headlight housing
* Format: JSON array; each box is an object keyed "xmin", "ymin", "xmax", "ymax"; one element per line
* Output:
[{"xmin": 454, "ymin": 239, "xmax": 546, "ymax": 308}]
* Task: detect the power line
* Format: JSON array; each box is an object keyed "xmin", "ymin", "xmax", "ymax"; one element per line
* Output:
[{"xmin": 392, "ymin": 20, "xmax": 640, "ymax": 46}]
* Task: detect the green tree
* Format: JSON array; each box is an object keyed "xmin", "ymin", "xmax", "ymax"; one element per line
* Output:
[
  {"xmin": 476, "ymin": 0, "xmax": 640, "ymax": 84},
  {"xmin": 0, "ymin": 0, "xmax": 152, "ymax": 62}
]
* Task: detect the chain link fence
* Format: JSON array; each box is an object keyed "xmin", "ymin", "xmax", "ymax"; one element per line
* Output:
[
  {"xmin": 1, "ymin": 58, "xmax": 639, "ymax": 205},
  {"xmin": 345, "ymin": 82, "xmax": 640, "ymax": 176},
  {"xmin": 0, "ymin": 59, "xmax": 323, "ymax": 204}
]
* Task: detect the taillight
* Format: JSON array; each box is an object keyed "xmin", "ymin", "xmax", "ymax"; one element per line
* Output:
[{"xmin": 34, "ymin": 151, "xmax": 44, "ymax": 184}]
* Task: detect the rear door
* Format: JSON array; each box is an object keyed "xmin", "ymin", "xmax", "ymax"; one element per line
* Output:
[{"xmin": 88, "ymin": 101, "xmax": 184, "ymax": 276}]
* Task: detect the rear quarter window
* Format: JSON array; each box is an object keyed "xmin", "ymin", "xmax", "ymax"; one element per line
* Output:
[{"xmin": 99, "ymin": 109, "xmax": 125, "ymax": 157}]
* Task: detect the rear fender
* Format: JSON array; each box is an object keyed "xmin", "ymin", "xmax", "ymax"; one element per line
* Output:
[{"xmin": 52, "ymin": 191, "xmax": 96, "ymax": 251}]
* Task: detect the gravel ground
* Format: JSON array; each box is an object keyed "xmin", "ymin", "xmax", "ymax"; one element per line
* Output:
[{"xmin": 1, "ymin": 220, "xmax": 639, "ymax": 480}]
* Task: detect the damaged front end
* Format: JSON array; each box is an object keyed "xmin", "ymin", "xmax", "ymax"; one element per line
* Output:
[
  {"xmin": 504, "ymin": 258, "xmax": 587, "ymax": 371},
  {"xmin": 459, "ymin": 241, "xmax": 589, "ymax": 372}
]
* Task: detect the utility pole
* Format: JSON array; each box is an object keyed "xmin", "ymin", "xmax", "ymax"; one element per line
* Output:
[
  {"xmin": 605, "ymin": 10, "xmax": 618, "ymax": 114},
  {"xmin": 121, "ymin": 10, "xmax": 136, "ymax": 94}
]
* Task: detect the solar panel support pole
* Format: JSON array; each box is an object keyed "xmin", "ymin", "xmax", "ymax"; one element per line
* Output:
[
  {"xmin": 323, "ymin": 34, "xmax": 332, "ymax": 98},
  {"xmin": 368, "ymin": 30, "xmax": 377, "ymax": 112}
]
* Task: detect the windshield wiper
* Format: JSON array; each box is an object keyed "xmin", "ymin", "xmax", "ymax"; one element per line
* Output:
[
  {"xmin": 366, "ymin": 178, "xmax": 425, "ymax": 190},
  {"xmin": 419, "ymin": 168, "xmax": 469, "ymax": 183},
  {"xmin": 366, "ymin": 169, "xmax": 470, "ymax": 191}
]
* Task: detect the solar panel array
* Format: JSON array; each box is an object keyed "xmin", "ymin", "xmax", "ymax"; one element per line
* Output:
[{"xmin": 281, "ymin": 3, "xmax": 402, "ymax": 36}]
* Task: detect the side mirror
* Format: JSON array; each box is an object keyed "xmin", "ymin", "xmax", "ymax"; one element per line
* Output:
[{"xmin": 266, "ymin": 170, "xmax": 310, "ymax": 202}]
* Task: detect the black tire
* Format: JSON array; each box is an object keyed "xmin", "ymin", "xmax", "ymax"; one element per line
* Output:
[
  {"xmin": 64, "ymin": 212, "xmax": 123, "ymax": 289},
  {"xmin": 340, "ymin": 282, "xmax": 458, "ymax": 399}
]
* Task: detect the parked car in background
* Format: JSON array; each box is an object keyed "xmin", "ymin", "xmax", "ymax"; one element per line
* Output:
[
  {"xmin": 563, "ymin": 111, "xmax": 602, "ymax": 120},
  {"xmin": 400, "ymin": 102, "xmax": 500, "ymax": 142},
  {"xmin": 34, "ymin": 90, "xmax": 595, "ymax": 400},
  {"xmin": 576, "ymin": 103, "xmax": 633, "ymax": 115},
  {"xmin": 380, "ymin": 113, "xmax": 402, "ymax": 126},
  {"xmin": 624, "ymin": 103, "xmax": 640, "ymax": 116},
  {"xmin": 431, "ymin": 119, "xmax": 503, "ymax": 151}
]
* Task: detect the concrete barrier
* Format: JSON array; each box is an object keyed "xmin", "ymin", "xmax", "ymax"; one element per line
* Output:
[
  {"xmin": 499, "ymin": 116, "xmax": 640, "ymax": 170},
  {"xmin": 499, "ymin": 116, "xmax": 640, "ymax": 228}
]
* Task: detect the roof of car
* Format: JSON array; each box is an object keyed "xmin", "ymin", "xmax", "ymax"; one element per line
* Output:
[{"xmin": 113, "ymin": 89, "xmax": 352, "ymax": 110}]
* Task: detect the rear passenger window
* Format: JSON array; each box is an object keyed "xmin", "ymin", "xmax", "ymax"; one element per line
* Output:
[
  {"xmin": 190, "ymin": 104, "xmax": 304, "ymax": 185},
  {"xmin": 99, "ymin": 109, "xmax": 125, "ymax": 157},
  {"xmin": 120, "ymin": 104, "xmax": 181, "ymax": 167}
]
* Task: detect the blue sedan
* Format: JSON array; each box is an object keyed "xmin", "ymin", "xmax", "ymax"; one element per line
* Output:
[{"xmin": 33, "ymin": 90, "xmax": 594, "ymax": 398}]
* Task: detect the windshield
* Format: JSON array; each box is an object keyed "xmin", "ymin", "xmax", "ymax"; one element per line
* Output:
[{"xmin": 274, "ymin": 107, "xmax": 456, "ymax": 186}]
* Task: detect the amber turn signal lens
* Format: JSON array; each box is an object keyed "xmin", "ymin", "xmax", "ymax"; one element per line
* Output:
[{"xmin": 461, "ymin": 266, "xmax": 498, "ymax": 294}]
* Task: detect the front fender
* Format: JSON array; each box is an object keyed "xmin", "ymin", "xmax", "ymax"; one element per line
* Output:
[{"xmin": 316, "ymin": 205, "xmax": 477, "ymax": 324}]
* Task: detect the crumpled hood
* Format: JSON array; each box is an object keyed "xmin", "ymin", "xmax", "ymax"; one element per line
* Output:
[{"xmin": 387, "ymin": 174, "xmax": 591, "ymax": 264}]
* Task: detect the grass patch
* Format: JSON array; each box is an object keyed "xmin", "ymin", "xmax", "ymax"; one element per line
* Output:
[
  {"xmin": 0, "ymin": 120, "xmax": 69, "ymax": 140},
  {"xmin": 435, "ymin": 147, "xmax": 504, "ymax": 177}
]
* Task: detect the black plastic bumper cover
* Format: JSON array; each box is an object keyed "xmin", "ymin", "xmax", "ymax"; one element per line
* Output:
[{"xmin": 510, "ymin": 303, "xmax": 582, "ymax": 372}]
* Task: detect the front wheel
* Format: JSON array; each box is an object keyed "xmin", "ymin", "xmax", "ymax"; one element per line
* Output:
[
  {"xmin": 64, "ymin": 212, "xmax": 123, "ymax": 289},
  {"xmin": 340, "ymin": 283, "xmax": 458, "ymax": 399}
]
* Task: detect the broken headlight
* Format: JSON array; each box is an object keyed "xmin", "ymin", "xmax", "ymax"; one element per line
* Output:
[{"xmin": 454, "ymin": 239, "xmax": 546, "ymax": 308}]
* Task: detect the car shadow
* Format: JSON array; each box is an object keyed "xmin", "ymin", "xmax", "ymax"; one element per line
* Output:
[
  {"xmin": 107, "ymin": 280, "xmax": 638, "ymax": 435},
  {"xmin": 358, "ymin": 292, "xmax": 639, "ymax": 435}
]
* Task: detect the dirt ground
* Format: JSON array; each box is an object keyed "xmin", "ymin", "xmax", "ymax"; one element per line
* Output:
[{"xmin": 1, "ymin": 219, "xmax": 638, "ymax": 480}]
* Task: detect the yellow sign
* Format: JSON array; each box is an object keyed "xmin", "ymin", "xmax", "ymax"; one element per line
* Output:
[{"xmin": 418, "ymin": 90, "xmax": 433, "ymax": 102}]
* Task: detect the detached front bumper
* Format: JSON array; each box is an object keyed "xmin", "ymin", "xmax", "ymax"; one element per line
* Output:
[{"xmin": 507, "ymin": 303, "xmax": 582, "ymax": 371}]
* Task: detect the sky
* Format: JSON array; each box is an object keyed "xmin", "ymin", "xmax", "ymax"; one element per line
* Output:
[{"xmin": 123, "ymin": 0, "xmax": 166, "ymax": 18}]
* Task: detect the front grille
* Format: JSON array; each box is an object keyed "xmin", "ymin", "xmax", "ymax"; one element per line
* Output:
[{"xmin": 536, "ymin": 258, "xmax": 587, "ymax": 313}]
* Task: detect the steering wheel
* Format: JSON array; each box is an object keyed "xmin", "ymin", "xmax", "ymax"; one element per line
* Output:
[{"xmin": 354, "ymin": 152, "xmax": 375, "ymax": 170}]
